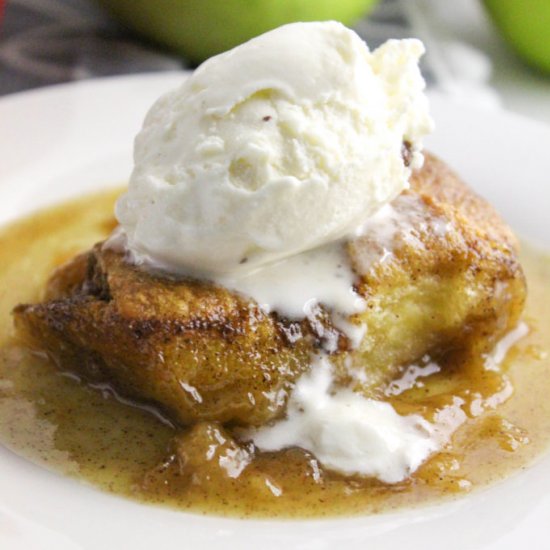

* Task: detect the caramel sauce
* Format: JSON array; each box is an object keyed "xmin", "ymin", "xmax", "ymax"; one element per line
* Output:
[{"xmin": 0, "ymin": 189, "xmax": 549, "ymax": 518}]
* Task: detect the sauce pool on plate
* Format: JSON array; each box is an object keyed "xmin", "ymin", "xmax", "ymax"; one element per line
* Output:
[{"xmin": 0, "ymin": 189, "xmax": 549, "ymax": 518}]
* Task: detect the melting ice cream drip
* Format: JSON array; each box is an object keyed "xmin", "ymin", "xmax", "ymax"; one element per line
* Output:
[{"xmin": 249, "ymin": 324, "xmax": 529, "ymax": 482}]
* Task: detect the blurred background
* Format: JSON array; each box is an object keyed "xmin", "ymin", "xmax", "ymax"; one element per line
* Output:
[{"xmin": 0, "ymin": 0, "xmax": 549, "ymax": 124}]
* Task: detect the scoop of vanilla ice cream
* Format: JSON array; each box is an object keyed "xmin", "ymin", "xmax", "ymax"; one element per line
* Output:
[{"xmin": 116, "ymin": 21, "xmax": 433, "ymax": 276}]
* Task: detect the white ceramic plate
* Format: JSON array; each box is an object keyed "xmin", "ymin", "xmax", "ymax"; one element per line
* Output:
[{"xmin": 0, "ymin": 74, "xmax": 549, "ymax": 550}]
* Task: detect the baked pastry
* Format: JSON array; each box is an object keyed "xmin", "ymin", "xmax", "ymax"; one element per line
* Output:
[{"xmin": 14, "ymin": 154, "xmax": 526, "ymax": 427}]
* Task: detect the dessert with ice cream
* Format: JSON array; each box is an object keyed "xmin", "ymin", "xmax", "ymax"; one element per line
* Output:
[{"xmin": 2, "ymin": 21, "xmax": 546, "ymax": 517}]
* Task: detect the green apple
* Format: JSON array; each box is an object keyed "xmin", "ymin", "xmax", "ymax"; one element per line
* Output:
[
  {"xmin": 95, "ymin": 0, "xmax": 379, "ymax": 63},
  {"xmin": 483, "ymin": 0, "xmax": 550, "ymax": 73}
]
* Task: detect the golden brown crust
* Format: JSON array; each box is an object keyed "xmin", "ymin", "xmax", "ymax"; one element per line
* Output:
[
  {"xmin": 343, "ymin": 154, "xmax": 525, "ymax": 389},
  {"xmin": 14, "ymin": 153, "xmax": 526, "ymax": 426},
  {"xmin": 411, "ymin": 154, "xmax": 518, "ymax": 251},
  {"xmin": 15, "ymin": 248, "xmax": 313, "ymax": 425}
]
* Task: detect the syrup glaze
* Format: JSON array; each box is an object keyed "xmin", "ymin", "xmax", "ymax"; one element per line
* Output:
[{"xmin": 0, "ymin": 189, "xmax": 549, "ymax": 518}]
